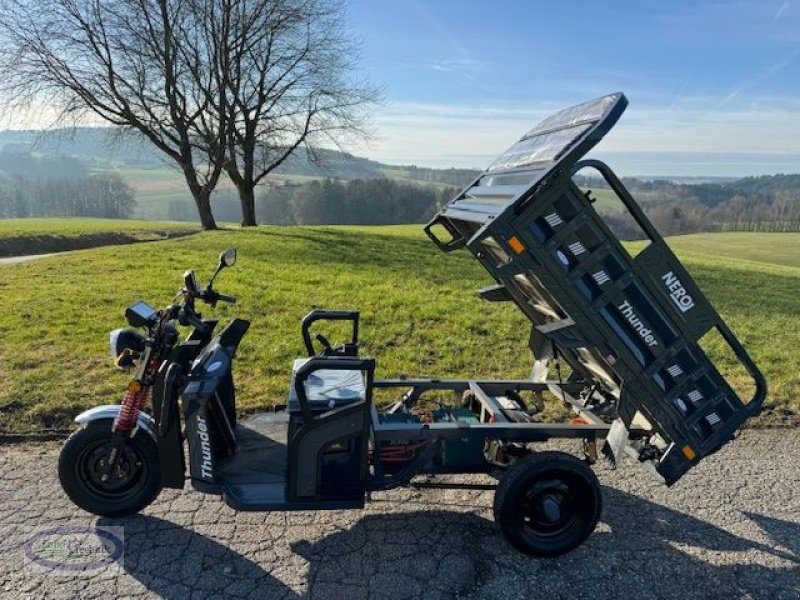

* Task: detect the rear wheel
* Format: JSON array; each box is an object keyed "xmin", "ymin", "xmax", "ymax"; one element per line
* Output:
[
  {"xmin": 493, "ymin": 451, "xmax": 601, "ymax": 557},
  {"xmin": 58, "ymin": 419, "xmax": 162, "ymax": 517}
]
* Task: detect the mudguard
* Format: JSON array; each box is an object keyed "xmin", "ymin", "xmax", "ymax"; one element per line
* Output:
[{"xmin": 74, "ymin": 405, "xmax": 157, "ymax": 441}]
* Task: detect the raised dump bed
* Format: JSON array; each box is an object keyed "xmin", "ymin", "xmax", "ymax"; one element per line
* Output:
[{"xmin": 424, "ymin": 92, "xmax": 766, "ymax": 484}]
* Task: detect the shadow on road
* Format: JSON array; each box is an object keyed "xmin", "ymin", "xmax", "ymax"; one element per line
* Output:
[{"xmin": 100, "ymin": 486, "xmax": 799, "ymax": 599}]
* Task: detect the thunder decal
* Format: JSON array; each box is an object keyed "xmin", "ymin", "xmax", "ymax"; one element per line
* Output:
[
  {"xmin": 617, "ymin": 300, "xmax": 658, "ymax": 347},
  {"xmin": 197, "ymin": 416, "xmax": 213, "ymax": 479}
]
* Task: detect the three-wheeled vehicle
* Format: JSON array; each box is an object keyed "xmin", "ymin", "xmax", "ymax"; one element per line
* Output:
[{"xmin": 58, "ymin": 92, "xmax": 766, "ymax": 557}]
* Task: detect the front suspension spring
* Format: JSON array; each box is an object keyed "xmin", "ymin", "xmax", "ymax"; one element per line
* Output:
[{"xmin": 113, "ymin": 386, "xmax": 151, "ymax": 432}]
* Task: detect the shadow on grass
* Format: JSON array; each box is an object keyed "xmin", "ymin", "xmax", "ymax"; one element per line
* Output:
[
  {"xmin": 244, "ymin": 227, "xmax": 473, "ymax": 274},
  {"xmin": 100, "ymin": 486, "xmax": 799, "ymax": 599}
]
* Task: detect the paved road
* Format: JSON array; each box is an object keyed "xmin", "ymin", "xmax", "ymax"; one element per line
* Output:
[
  {"xmin": 0, "ymin": 430, "xmax": 797, "ymax": 599},
  {"xmin": 0, "ymin": 253, "xmax": 60, "ymax": 266}
]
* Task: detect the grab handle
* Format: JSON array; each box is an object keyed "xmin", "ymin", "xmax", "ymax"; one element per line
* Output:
[{"xmin": 301, "ymin": 310, "xmax": 359, "ymax": 357}]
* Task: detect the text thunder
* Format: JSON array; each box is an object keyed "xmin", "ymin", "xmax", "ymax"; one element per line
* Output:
[
  {"xmin": 618, "ymin": 300, "xmax": 658, "ymax": 347},
  {"xmin": 197, "ymin": 416, "xmax": 213, "ymax": 479}
]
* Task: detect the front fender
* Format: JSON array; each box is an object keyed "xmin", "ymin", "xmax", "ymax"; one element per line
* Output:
[{"xmin": 74, "ymin": 405, "xmax": 157, "ymax": 441}]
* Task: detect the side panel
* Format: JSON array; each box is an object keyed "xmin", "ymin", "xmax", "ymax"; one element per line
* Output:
[{"xmin": 288, "ymin": 401, "xmax": 370, "ymax": 500}]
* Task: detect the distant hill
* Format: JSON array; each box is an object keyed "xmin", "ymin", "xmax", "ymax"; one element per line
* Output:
[{"xmin": 0, "ymin": 127, "xmax": 480, "ymax": 187}]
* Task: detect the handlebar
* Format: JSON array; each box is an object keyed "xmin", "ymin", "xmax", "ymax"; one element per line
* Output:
[
  {"xmin": 196, "ymin": 288, "xmax": 236, "ymax": 306},
  {"xmin": 179, "ymin": 308, "xmax": 209, "ymax": 333}
]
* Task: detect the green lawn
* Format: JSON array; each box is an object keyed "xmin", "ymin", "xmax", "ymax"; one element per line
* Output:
[
  {"xmin": 0, "ymin": 227, "xmax": 797, "ymax": 432},
  {"xmin": 0, "ymin": 218, "xmax": 198, "ymax": 257},
  {"xmin": 0, "ymin": 217, "xmax": 195, "ymax": 237},
  {"xmin": 666, "ymin": 232, "xmax": 800, "ymax": 269}
]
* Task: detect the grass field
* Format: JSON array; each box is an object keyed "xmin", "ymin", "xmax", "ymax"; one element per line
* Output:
[
  {"xmin": 666, "ymin": 232, "xmax": 800, "ymax": 269},
  {"xmin": 0, "ymin": 217, "xmax": 196, "ymax": 238},
  {"xmin": 0, "ymin": 226, "xmax": 797, "ymax": 432},
  {"xmin": 0, "ymin": 218, "xmax": 198, "ymax": 257}
]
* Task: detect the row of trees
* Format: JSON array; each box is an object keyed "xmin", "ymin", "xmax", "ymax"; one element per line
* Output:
[
  {"xmin": 0, "ymin": 0, "xmax": 377, "ymax": 229},
  {"xmin": 598, "ymin": 187, "xmax": 800, "ymax": 239},
  {"xmin": 0, "ymin": 174, "xmax": 136, "ymax": 219},
  {"xmin": 256, "ymin": 179, "xmax": 457, "ymax": 225}
]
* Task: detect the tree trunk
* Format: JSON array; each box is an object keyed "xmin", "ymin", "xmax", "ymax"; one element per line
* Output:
[
  {"xmin": 237, "ymin": 182, "xmax": 257, "ymax": 227},
  {"xmin": 194, "ymin": 190, "xmax": 217, "ymax": 230}
]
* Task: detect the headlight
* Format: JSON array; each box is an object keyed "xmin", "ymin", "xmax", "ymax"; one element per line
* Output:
[{"xmin": 109, "ymin": 328, "xmax": 146, "ymax": 369}]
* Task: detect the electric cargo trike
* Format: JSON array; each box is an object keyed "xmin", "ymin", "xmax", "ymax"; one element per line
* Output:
[{"xmin": 59, "ymin": 93, "xmax": 766, "ymax": 557}]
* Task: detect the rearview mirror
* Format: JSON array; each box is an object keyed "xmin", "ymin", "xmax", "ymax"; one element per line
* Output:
[{"xmin": 220, "ymin": 248, "xmax": 237, "ymax": 268}]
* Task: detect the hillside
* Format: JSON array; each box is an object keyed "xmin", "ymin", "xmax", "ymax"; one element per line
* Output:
[
  {"xmin": 0, "ymin": 127, "xmax": 480, "ymax": 185},
  {"xmin": 0, "ymin": 227, "xmax": 795, "ymax": 433}
]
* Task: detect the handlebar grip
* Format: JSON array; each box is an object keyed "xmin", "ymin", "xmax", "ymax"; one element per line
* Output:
[
  {"xmin": 217, "ymin": 294, "xmax": 237, "ymax": 304},
  {"xmin": 180, "ymin": 309, "xmax": 209, "ymax": 333}
]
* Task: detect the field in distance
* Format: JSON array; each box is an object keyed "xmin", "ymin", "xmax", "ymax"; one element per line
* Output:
[
  {"xmin": 0, "ymin": 226, "xmax": 796, "ymax": 432},
  {"xmin": 118, "ymin": 167, "xmax": 461, "ymax": 220}
]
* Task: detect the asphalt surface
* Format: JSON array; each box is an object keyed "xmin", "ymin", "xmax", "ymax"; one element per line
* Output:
[{"xmin": 0, "ymin": 429, "xmax": 797, "ymax": 599}]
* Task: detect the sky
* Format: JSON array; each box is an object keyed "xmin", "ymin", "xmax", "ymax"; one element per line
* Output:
[{"xmin": 346, "ymin": 0, "xmax": 800, "ymax": 176}]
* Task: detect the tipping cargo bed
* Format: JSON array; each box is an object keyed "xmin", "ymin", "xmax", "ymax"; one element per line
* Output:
[{"xmin": 424, "ymin": 93, "xmax": 766, "ymax": 485}]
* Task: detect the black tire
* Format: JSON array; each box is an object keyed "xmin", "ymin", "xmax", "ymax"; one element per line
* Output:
[
  {"xmin": 493, "ymin": 451, "xmax": 602, "ymax": 557},
  {"xmin": 58, "ymin": 419, "xmax": 162, "ymax": 517}
]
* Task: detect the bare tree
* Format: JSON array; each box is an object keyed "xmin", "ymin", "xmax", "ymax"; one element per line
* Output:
[
  {"xmin": 0, "ymin": 0, "xmax": 230, "ymax": 229},
  {"xmin": 220, "ymin": 0, "xmax": 380, "ymax": 226}
]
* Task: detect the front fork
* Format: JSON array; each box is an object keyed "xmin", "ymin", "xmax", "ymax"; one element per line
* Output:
[{"xmin": 100, "ymin": 386, "xmax": 151, "ymax": 482}]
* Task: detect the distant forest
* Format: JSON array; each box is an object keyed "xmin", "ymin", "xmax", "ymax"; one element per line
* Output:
[
  {"xmin": 587, "ymin": 174, "xmax": 800, "ymax": 238},
  {"xmin": 0, "ymin": 149, "xmax": 135, "ymax": 219},
  {"xmin": 256, "ymin": 179, "xmax": 458, "ymax": 225},
  {"xmin": 188, "ymin": 179, "xmax": 455, "ymax": 225}
]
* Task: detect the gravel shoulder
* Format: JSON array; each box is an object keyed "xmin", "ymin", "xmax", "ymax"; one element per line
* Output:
[{"xmin": 0, "ymin": 429, "xmax": 798, "ymax": 600}]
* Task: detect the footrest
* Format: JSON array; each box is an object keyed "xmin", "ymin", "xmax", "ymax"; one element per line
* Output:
[{"xmin": 222, "ymin": 483, "xmax": 365, "ymax": 512}]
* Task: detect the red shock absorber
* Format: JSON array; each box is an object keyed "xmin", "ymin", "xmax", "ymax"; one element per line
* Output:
[{"xmin": 113, "ymin": 386, "xmax": 151, "ymax": 432}]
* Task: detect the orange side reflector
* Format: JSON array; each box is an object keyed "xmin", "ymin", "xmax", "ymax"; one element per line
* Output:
[
  {"xmin": 507, "ymin": 235, "xmax": 526, "ymax": 255},
  {"xmin": 681, "ymin": 445, "xmax": 697, "ymax": 460}
]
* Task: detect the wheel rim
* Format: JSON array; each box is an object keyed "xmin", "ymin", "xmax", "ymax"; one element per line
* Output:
[
  {"xmin": 75, "ymin": 439, "xmax": 149, "ymax": 503},
  {"xmin": 515, "ymin": 470, "xmax": 591, "ymax": 539}
]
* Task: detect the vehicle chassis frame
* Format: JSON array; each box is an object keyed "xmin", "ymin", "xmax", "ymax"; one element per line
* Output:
[{"xmin": 364, "ymin": 377, "xmax": 644, "ymax": 489}]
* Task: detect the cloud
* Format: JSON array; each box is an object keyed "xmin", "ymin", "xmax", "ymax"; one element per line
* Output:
[{"xmin": 774, "ymin": 1, "xmax": 790, "ymax": 21}]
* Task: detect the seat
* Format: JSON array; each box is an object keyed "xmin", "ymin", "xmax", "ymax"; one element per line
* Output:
[{"xmin": 288, "ymin": 358, "xmax": 366, "ymax": 413}]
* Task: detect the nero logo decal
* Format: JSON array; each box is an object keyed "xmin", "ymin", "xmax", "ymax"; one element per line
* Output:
[
  {"xmin": 618, "ymin": 301, "xmax": 658, "ymax": 347},
  {"xmin": 661, "ymin": 271, "xmax": 695, "ymax": 313},
  {"xmin": 197, "ymin": 416, "xmax": 213, "ymax": 479}
]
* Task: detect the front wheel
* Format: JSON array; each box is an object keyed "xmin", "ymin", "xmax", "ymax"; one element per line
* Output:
[
  {"xmin": 493, "ymin": 451, "xmax": 602, "ymax": 557},
  {"xmin": 58, "ymin": 419, "xmax": 162, "ymax": 517}
]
